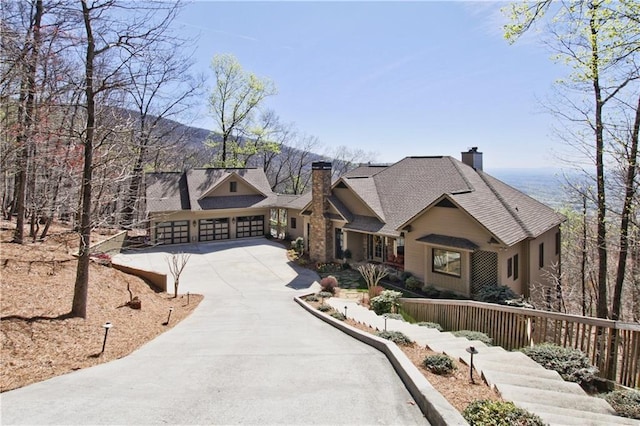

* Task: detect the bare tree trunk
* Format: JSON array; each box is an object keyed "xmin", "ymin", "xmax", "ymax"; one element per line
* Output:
[
  {"xmin": 590, "ymin": 12, "xmax": 609, "ymax": 320},
  {"xmin": 581, "ymin": 194, "xmax": 588, "ymax": 317},
  {"xmin": 13, "ymin": 0, "xmax": 43, "ymax": 244},
  {"xmin": 71, "ymin": 0, "xmax": 96, "ymax": 319},
  {"xmin": 611, "ymin": 95, "xmax": 640, "ymax": 321}
]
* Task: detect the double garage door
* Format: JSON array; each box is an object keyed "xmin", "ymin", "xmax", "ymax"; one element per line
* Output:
[{"xmin": 156, "ymin": 215, "xmax": 265, "ymax": 245}]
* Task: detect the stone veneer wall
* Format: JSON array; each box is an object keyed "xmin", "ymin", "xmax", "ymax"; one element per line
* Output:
[{"xmin": 309, "ymin": 162, "xmax": 333, "ymax": 263}]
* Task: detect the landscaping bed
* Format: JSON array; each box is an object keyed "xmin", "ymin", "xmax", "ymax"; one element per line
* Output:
[{"xmin": 0, "ymin": 221, "xmax": 203, "ymax": 392}]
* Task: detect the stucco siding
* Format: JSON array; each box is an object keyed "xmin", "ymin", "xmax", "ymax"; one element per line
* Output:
[
  {"xmin": 499, "ymin": 244, "xmax": 523, "ymax": 295},
  {"xmin": 528, "ymin": 226, "xmax": 561, "ymax": 297},
  {"xmin": 404, "ymin": 206, "xmax": 493, "ymax": 294},
  {"xmin": 345, "ymin": 231, "xmax": 365, "ymax": 261},
  {"xmin": 286, "ymin": 209, "xmax": 304, "ymax": 240},
  {"xmin": 209, "ymin": 177, "xmax": 260, "ymax": 196}
]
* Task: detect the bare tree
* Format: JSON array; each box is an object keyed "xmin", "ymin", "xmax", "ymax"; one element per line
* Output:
[
  {"xmin": 119, "ymin": 33, "xmax": 203, "ymax": 227},
  {"xmin": 357, "ymin": 263, "xmax": 389, "ymax": 302},
  {"xmin": 71, "ymin": 0, "xmax": 185, "ymax": 318},
  {"xmin": 167, "ymin": 252, "xmax": 191, "ymax": 298},
  {"xmin": 505, "ymin": 0, "xmax": 640, "ymax": 320}
]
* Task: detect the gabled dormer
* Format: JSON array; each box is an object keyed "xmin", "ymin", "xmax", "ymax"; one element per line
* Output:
[{"xmin": 198, "ymin": 171, "xmax": 268, "ymax": 200}]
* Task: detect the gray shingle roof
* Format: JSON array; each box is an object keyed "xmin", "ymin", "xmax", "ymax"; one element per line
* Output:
[
  {"xmin": 145, "ymin": 173, "xmax": 189, "ymax": 213},
  {"xmin": 146, "ymin": 168, "xmax": 276, "ymax": 213},
  {"xmin": 336, "ymin": 156, "xmax": 563, "ymax": 245}
]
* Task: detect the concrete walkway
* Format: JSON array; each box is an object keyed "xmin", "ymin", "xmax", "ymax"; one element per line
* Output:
[
  {"xmin": 326, "ymin": 298, "xmax": 639, "ymax": 426},
  {"xmin": 1, "ymin": 239, "xmax": 427, "ymax": 425}
]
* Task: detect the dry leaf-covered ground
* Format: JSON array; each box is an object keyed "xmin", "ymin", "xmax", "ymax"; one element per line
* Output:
[{"xmin": 0, "ymin": 222, "xmax": 202, "ymax": 392}]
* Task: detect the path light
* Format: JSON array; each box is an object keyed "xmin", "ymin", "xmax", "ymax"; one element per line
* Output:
[
  {"xmin": 163, "ymin": 307, "xmax": 174, "ymax": 326},
  {"xmin": 101, "ymin": 322, "xmax": 112, "ymax": 355},
  {"xmin": 187, "ymin": 291, "xmax": 190, "ymax": 305},
  {"xmin": 344, "ymin": 305, "xmax": 348, "ymax": 318},
  {"xmin": 384, "ymin": 316, "xmax": 387, "ymax": 331},
  {"xmin": 466, "ymin": 346, "xmax": 479, "ymax": 384}
]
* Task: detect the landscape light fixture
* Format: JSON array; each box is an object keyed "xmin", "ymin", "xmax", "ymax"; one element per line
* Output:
[
  {"xmin": 384, "ymin": 316, "xmax": 387, "ymax": 331},
  {"xmin": 344, "ymin": 305, "xmax": 348, "ymax": 318},
  {"xmin": 187, "ymin": 291, "xmax": 190, "ymax": 305},
  {"xmin": 163, "ymin": 307, "xmax": 174, "ymax": 326},
  {"xmin": 101, "ymin": 322, "xmax": 112, "ymax": 354},
  {"xmin": 466, "ymin": 346, "xmax": 479, "ymax": 384}
]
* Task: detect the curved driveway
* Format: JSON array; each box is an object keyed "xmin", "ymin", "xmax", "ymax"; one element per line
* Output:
[{"xmin": 2, "ymin": 239, "xmax": 427, "ymax": 425}]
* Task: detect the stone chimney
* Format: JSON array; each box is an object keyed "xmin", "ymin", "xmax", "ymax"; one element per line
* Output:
[
  {"xmin": 461, "ymin": 147, "xmax": 483, "ymax": 171},
  {"xmin": 309, "ymin": 161, "xmax": 333, "ymax": 263}
]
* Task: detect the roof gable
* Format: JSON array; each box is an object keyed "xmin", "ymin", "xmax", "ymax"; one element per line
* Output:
[{"xmin": 196, "ymin": 170, "xmax": 268, "ymax": 200}]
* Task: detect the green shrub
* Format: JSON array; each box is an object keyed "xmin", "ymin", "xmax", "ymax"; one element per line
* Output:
[
  {"xmin": 317, "ymin": 291, "xmax": 333, "ymax": 299},
  {"xmin": 604, "ymin": 389, "xmax": 640, "ymax": 419},
  {"xmin": 474, "ymin": 285, "xmax": 517, "ymax": 304},
  {"xmin": 376, "ymin": 330, "xmax": 413, "ymax": 345},
  {"xmin": 370, "ymin": 290, "xmax": 403, "ymax": 315},
  {"xmin": 405, "ymin": 276, "xmax": 422, "ymax": 290},
  {"xmin": 304, "ymin": 295, "xmax": 319, "ymax": 302},
  {"xmin": 292, "ymin": 237, "xmax": 304, "ymax": 255},
  {"xmin": 520, "ymin": 343, "xmax": 598, "ymax": 390},
  {"xmin": 440, "ymin": 289, "xmax": 464, "ymax": 299},
  {"xmin": 463, "ymin": 400, "xmax": 545, "ymax": 426},
  {"xmin": 416, "ymin": 322, "xmax": 443, "ymax": 331},
  {"xmin": 330, "ymin": 311, "xmax": 346, "ymax": 321},
  {"xmin": 421, "ymin": 285, "xmax": 442, "ymax": 298},
  {"xmin": 382, "ymin": 313, "xmax": 404, "ymax": 321},
  {"xmin": 452, "ymin": 330, "xmax": 493, "ymax": 346},
  {"xmin": 320, "ymin": 275, "xmax": 338, "ymax": 294},
  {"xmin": 317, "ymin": 304, "xmax": 332, "ymax": 312},
  {"xmin": 422, "ymin": 354, "xmax": 456, "ymax": 375}
]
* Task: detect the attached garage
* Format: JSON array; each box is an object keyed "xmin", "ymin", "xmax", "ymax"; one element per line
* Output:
[
  {"xmin": 155, "ymin": 220, "xmax": 190, "ymax": 245},
  {"xmin": 199, "ymin": 218, "xmax": 230, "ymax": 241},
  {"xmin": 236, "ymin": 215, "xmax": 264, "ymax": 238}
]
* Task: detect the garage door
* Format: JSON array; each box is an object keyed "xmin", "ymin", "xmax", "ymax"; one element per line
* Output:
[
  {"xmin": 199, "ymin": 218, "xmax": 229, "ymax": 241},
  {"xmin": 155, "ymin": 220, "xmax": 189, "ymax": 245},
  {"xmin": 236, "ymin": 215, "xmax": 264, "ymax": 238}
]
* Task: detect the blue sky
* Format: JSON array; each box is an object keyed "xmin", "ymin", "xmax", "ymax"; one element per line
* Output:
[{"xmin": 175, "ymin": 1, "xmax": 566, "ymax": 170}]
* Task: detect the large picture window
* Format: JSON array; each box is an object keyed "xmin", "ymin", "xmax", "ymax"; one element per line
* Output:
[{"xmin": 432, "ymin": 248, "xmax": 461, "ymax": 277}]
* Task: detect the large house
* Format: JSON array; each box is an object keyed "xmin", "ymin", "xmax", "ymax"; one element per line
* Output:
[{"xmin": 145, "ymin": 148, "xmax": 564, "ymax": 298}]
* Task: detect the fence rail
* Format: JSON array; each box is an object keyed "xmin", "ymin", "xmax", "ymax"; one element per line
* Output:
[{"xmin": 400, "ymin": 298, "xmax": 640, "ymax": 388}]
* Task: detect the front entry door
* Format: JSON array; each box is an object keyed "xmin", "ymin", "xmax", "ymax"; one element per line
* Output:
[{"xmin": 335, "ymin": 228, "xmax": 343, "ymax": 259}]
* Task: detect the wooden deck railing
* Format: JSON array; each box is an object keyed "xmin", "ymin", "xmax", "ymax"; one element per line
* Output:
[{"xmin": 400, "ymin": 298, "xmax": 640, "ymax": 388}]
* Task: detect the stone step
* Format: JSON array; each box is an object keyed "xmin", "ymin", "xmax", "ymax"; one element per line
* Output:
[
  {"xmin": 497, "ymin": 384, "xmax": 616, "ymax": 415},
  {"xmin": 472, "ymin": 359, "xmax": 564, "ymax": 380},
  {"xmin": 444, "ymin": 345, "xmax": 506, "ymax": 364},
  {"xmin": 428, "ymin": 338, "xmax": 489, "ymax": 354},
  {"xmin": 517, "ymin": 401, "xmax": 638, "ymax": 426},
  {"xmin": 472, "ymin": 350, "xmax": 542, "ymax": 370},
  {"xmin": 480, "ymin": 369, "xmax": 584, "ymax": 395}
]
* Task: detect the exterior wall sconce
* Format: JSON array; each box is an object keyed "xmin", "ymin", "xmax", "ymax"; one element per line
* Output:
[
  {"xmin": 192, "ymin": 219, "xmax": 196, "ymax": 227},
  {"xmin": 232, "ymin": 217, "xmax": 235, "ymax": 223}
]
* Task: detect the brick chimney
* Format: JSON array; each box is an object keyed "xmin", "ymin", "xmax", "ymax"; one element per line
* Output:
[
  {"xmin": 461, "ymin": 147, "xmax": 483, "ymax": 171},
  {"xmin": 309, "ymin": 161, "xmax": 333, "ymax": 263}
]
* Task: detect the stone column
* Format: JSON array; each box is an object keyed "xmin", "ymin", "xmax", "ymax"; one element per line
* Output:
[{"xmin": 309, "ymin": 161, "xmax": 333, "ymax": 263}]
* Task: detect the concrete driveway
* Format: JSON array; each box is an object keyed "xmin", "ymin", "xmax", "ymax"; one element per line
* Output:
[{"xmin": 1, "ymin": 238, "xmax": 427, "ymax": 425}]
